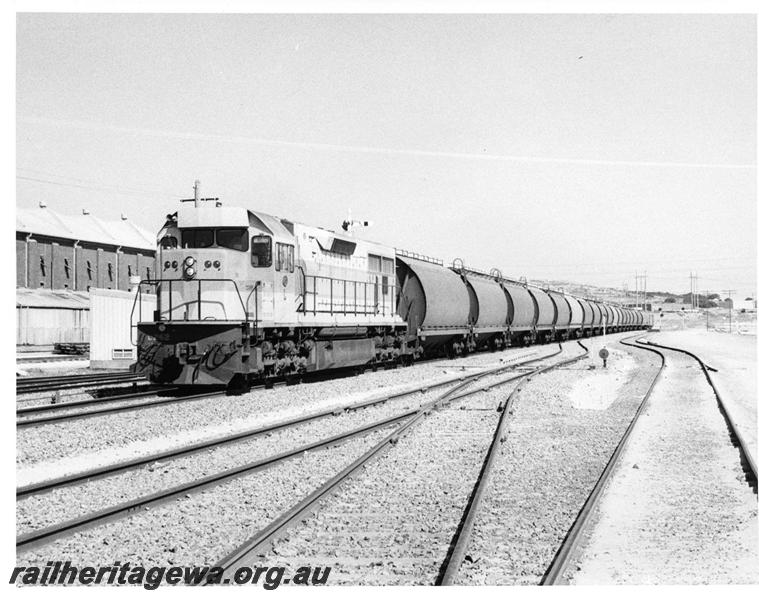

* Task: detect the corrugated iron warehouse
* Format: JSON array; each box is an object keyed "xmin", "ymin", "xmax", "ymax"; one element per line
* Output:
[{"xmin": 16, "ymin": 205, "xmax": 156, "ymax": 348}]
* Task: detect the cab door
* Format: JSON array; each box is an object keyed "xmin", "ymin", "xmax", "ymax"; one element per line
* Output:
[
  {"xmin": 273, "ymin": 241, "xmax": 296, "ymax": 324},
  {"xmin": 250, "ymin": 234, "xmax": 274, "ymax": 325}
]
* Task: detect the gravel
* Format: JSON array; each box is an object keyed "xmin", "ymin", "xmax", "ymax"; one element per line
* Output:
[
  {"xmin": 454, "ymin": 334, "xmax": 659, "ymax": 584},
  {"xmin": 17, "ymin": 426, "xmax": 398, "ymax": 569},
  {"xmin": 17, "ymin": 381, "xmax": 466, "ymax": 536},
  {"xmin": 16, "ymin": 335, "xmax": 648, "ymax": 584},
  {"xmin": 17, "ymin": 346, "xmax": 555, "ymax": 537},
  {"xmin": 649, "ymin": 330, "xmax": 757, "ymax": 472},
  {"xmin": 217, "ymin": 341, "xmax": 589, "ymax": 584},
  {"xmin": 17, "ymin": 346, "xmax": 540, "ymax": 481},
  {"xmin": 567, "ymin": 349, "xmax": 759, "ymax": 584},
  {"xmin": 234, "ymin": 384, "xmax": 513, "ymax": 584}
]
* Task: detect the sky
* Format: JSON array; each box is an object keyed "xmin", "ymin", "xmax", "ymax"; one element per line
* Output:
[{"xmin": 15, "ymin": 13, "xmax": 757, "ymax": 299}]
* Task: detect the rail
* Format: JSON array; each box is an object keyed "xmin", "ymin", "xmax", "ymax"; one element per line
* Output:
[
  {"xmin": 209, "ymin": 350, "xmax": 565, "ymax": 580},
  {"xmin": 15, "ymin": 352, "xmax": 545, "ymax": 550},
  {"xmin": 437, "ymin": 342, "xmax": 589, "ymax": 585},
  {"xmin": 639, "ymin": 338, "xmax": 756, "ymax": 483},
  {"xmin": 540, "ymin": 336, "xmax": 666, "ymax": 584}
]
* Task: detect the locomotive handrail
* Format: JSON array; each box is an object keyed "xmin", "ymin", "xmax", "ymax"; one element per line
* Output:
[
  {"xmin": 395, "ymin": 248, "xmax": 444, "ymax": 266},
  {"xmin": 452, "ymin": 263, "xmax": 529, "ymax": 288},
  {"xmin": 294, "ymin": 265, "xmax": 308, "ymax": 313},
  {"xmin": 133, "ymin": 278, "xmax": 249, "ymax": 324},
  {"xmin": 298, "ymin": 273, "xmax": 396, "ymax": 317},
  {"xmin": 244, "ymin": 281, "xmax": 260, "ymax": 339}
]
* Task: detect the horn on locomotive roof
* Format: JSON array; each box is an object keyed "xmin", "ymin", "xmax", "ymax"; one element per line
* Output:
[
  {"xmin": 341, "ymin": 208, "xmax": 372, "ymax": 235},
  {"xmin": 180, "ymin": 180, "xmax": 220, "ymax": 206}
]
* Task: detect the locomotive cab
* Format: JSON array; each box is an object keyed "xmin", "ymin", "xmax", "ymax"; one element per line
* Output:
[{"xmin": 132, "ymin": 196, "xmax": 406, "ymax": 389}]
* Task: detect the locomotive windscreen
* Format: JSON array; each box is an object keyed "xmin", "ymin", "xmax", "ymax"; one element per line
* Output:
[
  {"xmin": 182, "ymin": 228, "xmax": 214, "ymax": 248},
  {"xmin": 216, "ymin": 228, "xmax": 249, "ymax": 251}
]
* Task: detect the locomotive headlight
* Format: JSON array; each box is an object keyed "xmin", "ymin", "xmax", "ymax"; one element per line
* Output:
[
  {"xmin": 204, "ymin": 260, "xmax": 212, "ymax": 268},
  {"xmin": 185, "ymin": 266, "xmax": 196, "ymax": 278},
  {"xmin": 213, "ymin": 260, "xmax": 221, "ymax": 268},
  {"xmin": 164, "ymin": 261, "xmax": 171, "ymax": 269},
  {"xmin": 185, "ymin": 256, "xmax": 196, "ymax": 267},
  {"xmin": 171, "ymin": 260, "xmax": 178, "ymax": 269}
]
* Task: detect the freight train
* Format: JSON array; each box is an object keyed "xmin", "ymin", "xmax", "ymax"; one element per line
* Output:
[{"xmin": 131, "ymin": 197, "xmax": 651, "ymax": 389}]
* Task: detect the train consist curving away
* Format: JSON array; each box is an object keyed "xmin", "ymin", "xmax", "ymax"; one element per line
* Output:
[{"xmin": 131, "ymin": 198, "xmax": 652, "ymax": 388}]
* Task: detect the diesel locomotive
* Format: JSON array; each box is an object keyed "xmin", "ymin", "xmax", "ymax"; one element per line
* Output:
[{"xmin": 131, "ymin": 197, "xmax": 651, "ymax": 388}]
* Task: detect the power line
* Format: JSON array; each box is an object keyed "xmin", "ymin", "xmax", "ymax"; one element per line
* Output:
[
  {"xmin": 16, "ymin": 175, "xmax": 183, "ymax": 199},
  {"xmin": 20, "ymin": 115, "xmax": 757, "ymax": 170}
]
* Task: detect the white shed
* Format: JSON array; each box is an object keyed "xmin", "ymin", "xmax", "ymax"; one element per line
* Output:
[{"xmin": 89, "ymin": 288, "xmax": 156, "ymax": 369}]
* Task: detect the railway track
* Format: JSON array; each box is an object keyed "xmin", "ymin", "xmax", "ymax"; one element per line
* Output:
[
  {"xmin": 17, "ymin": 354, "xmax": 89, "ymax": 365},
  {"xmin": 537, "ymin": 336, "xmax": 665, "ymax": 584},
  {"xmin": 16, "ymin": 348, "xmax": 560, "ymax": 552},
  {"xmin": 14, "ymin": 349, "xmax": 538, "ymax": 428},
  {"xmin": 16, "ymin": 371, "xmax": 145, "ymax": 395},
  {"xmin": 209, "ymin": 341, "xmax": 589, "ymax": 582},
  {"xmin": 15, "ymin": 388, "xmax": 218, "ymax": 428},
  {"xmin": 436, "ymin": 345, "xmax": 590, "ymax": 584},
  {"xmin": 540, "ymin": 336, "xmax": 757, "ymax": 585},
  {"xmin": 638, "ymin": 338, "xmax": 756, "ymax": 483}
]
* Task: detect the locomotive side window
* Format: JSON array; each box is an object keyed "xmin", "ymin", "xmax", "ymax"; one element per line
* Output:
[
  {"xmin": 368, "ymin": 254, "xmax": 381, "ymax": 271},
  {"xmin": 182, "ymin": 229, "xmax": 214, "ymax": 248},
  {"xmin": 251, "ymin": 235, "xmax": 272, "ymax": 267},
  {"xmin": 274, "ymin": 243, "xmax": 295, "ymax": 272},
  {"xmin": 286, "ymin": 245, "xmax": 294, "ymax": 272},
  {"xmin": 160, "ymin": 235, "xmax": 178, "ymax": 249},
  {"xmin": 382, "ymin": 257, "xmax": 394, "ymax": 274},
  {"xmin": 216, "ymin": 228, "xmax": 249, "ymax": 252}
]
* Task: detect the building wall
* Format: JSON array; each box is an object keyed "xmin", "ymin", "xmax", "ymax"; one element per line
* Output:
[
  {"xmin": 17, "ymin": 306, "xmax": 89, "ymax": 345},
  {"xmin": 96, "ymin": 248, "xmax": 119, "ymax": 289},
  {"xmin": 26, "ymin": 238, "xmax": 53, "ymax": 288},
  {"xmin": 17, "ymin": 236, "xmax": 156, "ymax": 293},
  {"xmin": 119, "ymin": 251, "xmax": 139, "ymax": 291},
  {"xmin": 75, "ymin": 244, "xmax": 100, "ymax": 291},
  {"xmin": 16, "ymin": 236, "xmax": 27, "ymax": 287},
  {"xmin": 137, "ymin": 252, "xmax": 156, "ymax": 283},
  {"xmin": 51, "ymin": 243, "xmax": 75, "ymax": 290}
]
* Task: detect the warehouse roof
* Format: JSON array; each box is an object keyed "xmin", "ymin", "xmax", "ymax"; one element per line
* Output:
[
  {"xmin": 16, "ymin": 288, "xmax": 90, "ymax": 309},
  {"xmin": 16, "ymin": 207, "xmax": 155, "ymax": 251}
]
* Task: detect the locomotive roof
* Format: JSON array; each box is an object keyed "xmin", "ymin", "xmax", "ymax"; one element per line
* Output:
[{"xmin": 176, "ymin": 205, "xmax": 294, "ymax": 239}]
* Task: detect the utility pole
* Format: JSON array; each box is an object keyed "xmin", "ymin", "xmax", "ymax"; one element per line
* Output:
[
  {"xmin": 689, "ymin": 272, "xmax": 698, "ymax": 310},
  {"xmin": 642, "ymin": 271, "xmax": 647, "ymax": 311},
  {"xmin": 724, "ymin": 289, "xmax": 736, "ymax": 333},
  {"xmin": 635, "ymin": 271, "xmax": 639, "ymax": 309},
  {"xmin": 689, "ymin": 273, "xmax": 692, "ymax": 309},
  {"xmin": 705, "ymin": 289, "xmax": 709, "ymax": 330}
]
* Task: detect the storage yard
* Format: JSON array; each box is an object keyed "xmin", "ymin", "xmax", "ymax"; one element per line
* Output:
[
  {"xmin": 14, "ymin": 293, "xmax": 758, "ymax": 585},
  {"xmin": 14, "ymin": 11, "xmax": 757, "ymax": 591},
  {"xmin": 13, "ymin": 193, "xmax": 757, "ymax": 588}
]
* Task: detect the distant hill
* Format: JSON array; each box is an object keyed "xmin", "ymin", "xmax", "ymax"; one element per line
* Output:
[{"xmin": 532, "ymin": 279, "xmax": 724, "ymax": 309}]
